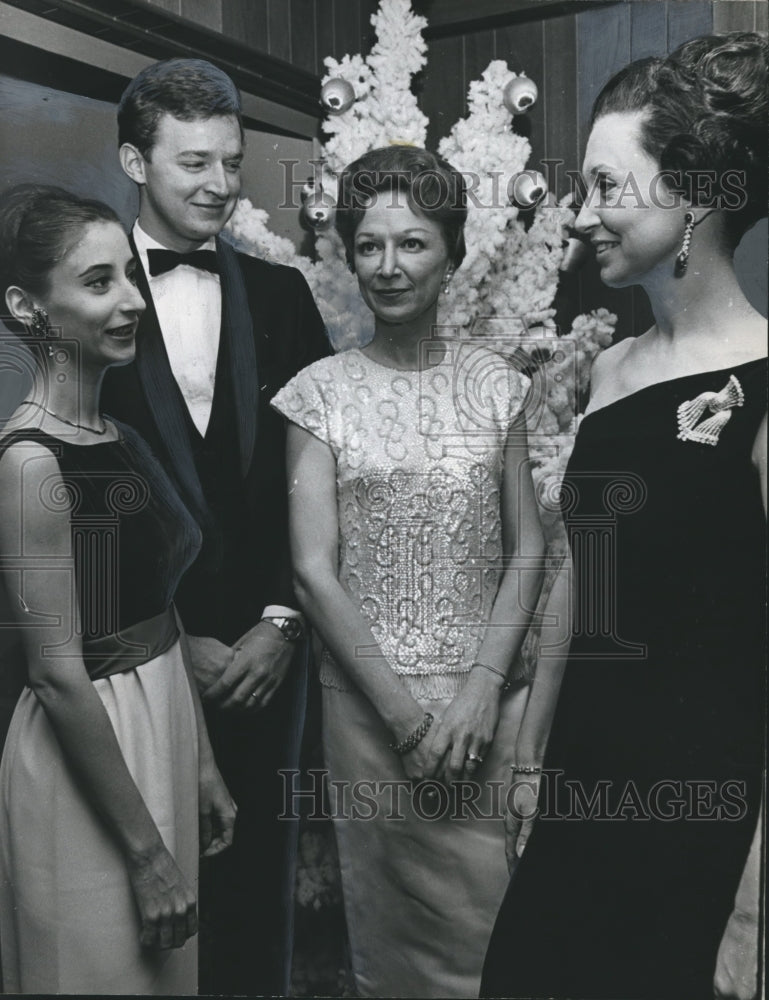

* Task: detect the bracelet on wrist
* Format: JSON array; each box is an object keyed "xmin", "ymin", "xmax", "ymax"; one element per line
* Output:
[
  {"xmin": 389, "ymin": 712, "xmax": 434, "ymax": 755},
  {"xmin": 471, "ymin": 661, "xmax": 510, "ymax": 688},
  {"xmin": 510, "ymin": 763, "xmax": 542, "ymax": 774}
]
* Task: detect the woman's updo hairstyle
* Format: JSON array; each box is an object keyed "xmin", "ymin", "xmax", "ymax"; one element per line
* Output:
[
  {"xmin": 0, "ymin": 184, "xmax": 121, "ymax": 301},
  {"xmin": 591, "ymin": 32, "xmax": 767, "ymax": 246},
  {"xmin": 335, "ymin": 145, "xmax": 467, "ymax": 271}
]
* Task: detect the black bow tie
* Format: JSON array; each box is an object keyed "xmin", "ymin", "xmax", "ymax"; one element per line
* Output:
[{"xmin": 146, "ymin": 248, "xmax": 219, "ymax": 277}]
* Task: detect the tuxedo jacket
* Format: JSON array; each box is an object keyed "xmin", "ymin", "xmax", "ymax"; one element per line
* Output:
[{"xmin": 102, "ymin": 235, "xmax": 330, "ymax": 645}]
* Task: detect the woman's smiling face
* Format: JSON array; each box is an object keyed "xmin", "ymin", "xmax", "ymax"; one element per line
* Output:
[
  {"xmin": 352, "ymin": 196, "xmax": 452, "ymax": 327},
  {"xmin": 575, "ymin": 111, "xmax": 687, "ymax": 288},
  {"xmin": 39, "ymin": 220, "xmax": 145, "ymax": 369}
]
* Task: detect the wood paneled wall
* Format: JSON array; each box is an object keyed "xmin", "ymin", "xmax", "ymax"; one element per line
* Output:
[{"xmin": 142, "ymin": 0, "xmax": 380, "ymax": 71}]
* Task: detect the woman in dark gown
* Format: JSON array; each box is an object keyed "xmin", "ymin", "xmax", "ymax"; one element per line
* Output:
[
  {"xmin": 482, "ymin": 33, "xmax": 766, "ymax": 1000},
  {"xmin": 0, "ymin": 185, "xmax": 235, "ymax": 994}
]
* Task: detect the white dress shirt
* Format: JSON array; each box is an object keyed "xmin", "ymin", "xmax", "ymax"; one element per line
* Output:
[{"xmin": 132, "ymin": 223, "xmax": 221, "ymax": 438}]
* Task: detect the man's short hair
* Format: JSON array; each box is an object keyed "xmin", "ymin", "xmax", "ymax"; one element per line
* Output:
[{"xmin": 118, "ymin": 58, "xmax": 243, "ymax": 158}]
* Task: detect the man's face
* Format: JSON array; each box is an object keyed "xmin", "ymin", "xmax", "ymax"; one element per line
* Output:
[{"xmin": 132, "ymin": 113, "xmax": 243, "ymax": 251}]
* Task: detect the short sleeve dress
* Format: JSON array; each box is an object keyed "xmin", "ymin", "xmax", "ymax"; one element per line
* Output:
[
  {"xmin": 273, "ymin": 344, "xmax": 533, "ymax": 998},
  {"xmin": 481, "ymin": 358, "xmax": 767, "ymax": 999},
  {"xmin": 0, "ymin": 422, "xmax": 202, "ymax": 995}
]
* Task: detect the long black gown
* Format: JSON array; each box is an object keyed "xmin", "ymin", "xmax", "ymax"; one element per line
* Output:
[{"xmin": 481, "ymin": 358, "xmax": 766, "ymax": 1000}]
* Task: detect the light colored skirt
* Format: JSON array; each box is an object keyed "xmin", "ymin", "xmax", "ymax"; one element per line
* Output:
[
  {"xmin": 322, "ymin": 681, "xmax": 528, "ymax": 999},
  {"xmin": 0, "ymin": 639, "xmax": 199, "ymax": 995}
]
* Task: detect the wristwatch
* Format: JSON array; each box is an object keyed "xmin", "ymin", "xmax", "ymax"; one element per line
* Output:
[{"xmin": 261, "ymin": 616, "xmax": 306, "ymax": 642}]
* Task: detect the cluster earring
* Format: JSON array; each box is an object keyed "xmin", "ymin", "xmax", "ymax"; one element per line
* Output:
[
  {"xmin": 675, "ymin": 211, "xmax": 695, "ymax": 277},
  {"xmin": 31, "ymin": 306, "xmax": 50, "ymax": 337},
  {"xmin": 442, "ymin": 269, "xmax": 454, "ymax": 295}
]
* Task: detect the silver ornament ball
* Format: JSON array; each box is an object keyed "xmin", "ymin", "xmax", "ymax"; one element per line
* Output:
[
  {"xmin": 509, "ymin": 170, "xmax": 548, "ymax": 208},
  {"xmin": 320, "ymin": 78, "xmax": 356, "ymax": 115},
  {"xmin": 303, "ymin": 193, "xmax": 336, "ymax": 230},
  {"xmin": 503, "ymin": 75, "xmax": 539, "ymax": 115}
]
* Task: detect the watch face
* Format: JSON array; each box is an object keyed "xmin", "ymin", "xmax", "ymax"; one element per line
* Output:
[
  {"xmin": 279, "ymin": 618, "xmax": 302, "ymax": 642},
  {"xmin": 282, "ymin": 618, "xmax": 303, "ymax": 641},
  {"xmin": 263, "ymin": 616, "xmax": 304, "ymax": 640}
]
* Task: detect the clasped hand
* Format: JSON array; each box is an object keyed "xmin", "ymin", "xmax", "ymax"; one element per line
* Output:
[
  {"xmin": 400, "ymin": 670, "xmax": 501, "ymax": 785},
  {"xmin": 127, "ymin": 842, "xmax": 198, "ymax": 951},
  {"xmin": 187, "ymin": 623, "xmax": 295, "ymax": 711}
]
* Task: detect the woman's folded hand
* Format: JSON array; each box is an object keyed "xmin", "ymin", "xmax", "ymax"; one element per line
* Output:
[
  {"xmin": 425, "ymin": 670, "xmax": 502, "ymax": 785},
  {"xmin": 126, "ymin": 841, "xmax": 198, "ymax": 950}
]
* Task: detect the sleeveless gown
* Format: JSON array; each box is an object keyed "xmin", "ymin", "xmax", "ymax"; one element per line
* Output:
[
  {"xmin": 0, "ymin": 422, "xmax": 202, "ymax": 995},
  {"xmin": 481, "ymin": 359, "xmax": 767, "ymax": 999}
]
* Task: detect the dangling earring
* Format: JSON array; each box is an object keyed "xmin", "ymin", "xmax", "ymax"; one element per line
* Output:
[
  {"xmin": 442, "ymin": 269, "xmax": 454, "ymax": 295},
  {"xmin": 675, "ymin": 211, "xmax": 695, "ymax": 277},
  {"xmin": 31, "ymin": 307, "xmax": 50, "ymax": 337}
]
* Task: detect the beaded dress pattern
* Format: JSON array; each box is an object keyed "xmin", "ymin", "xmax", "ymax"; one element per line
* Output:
[{"xmin": 272, "ymin": 345, "xmax": 531, "ymax": 700}]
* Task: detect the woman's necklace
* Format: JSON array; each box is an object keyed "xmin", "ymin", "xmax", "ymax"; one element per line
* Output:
[{"xmin": 17, "ymin": 401, "xmax": 108, "ymax": 436}]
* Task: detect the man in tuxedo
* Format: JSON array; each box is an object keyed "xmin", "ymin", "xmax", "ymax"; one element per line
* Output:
[{"xmin": 102, "ymin": 58, "xmax": 329, "ymax": 995}]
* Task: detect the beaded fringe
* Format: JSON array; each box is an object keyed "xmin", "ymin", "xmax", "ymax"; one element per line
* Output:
[
  {"xmin": 319, "ymin": 659, "xmax": 532, "ymax": 700},
  {"xmin": 319, "ymin": 660, "xmax": 474, "ymax": 700}
]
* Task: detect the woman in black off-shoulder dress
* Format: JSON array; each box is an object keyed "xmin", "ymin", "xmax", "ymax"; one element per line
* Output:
[{"xmin": 482, "ymin": 33, "xmax": 767, "ymax": 1000}]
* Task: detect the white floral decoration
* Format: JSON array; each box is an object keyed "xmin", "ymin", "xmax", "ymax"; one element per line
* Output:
[
  {"xmin": 226, "ymin": 0, "xmax": 618, "ymax": 509},
  {"xmin": 321, "ymin": 0, "xmax": 428, "ymax": 172}
]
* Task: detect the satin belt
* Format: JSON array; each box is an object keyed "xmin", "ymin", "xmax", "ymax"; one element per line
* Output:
[{"xmin": 81, "ymin": 606, "xmax": 179, "ymax": 681}]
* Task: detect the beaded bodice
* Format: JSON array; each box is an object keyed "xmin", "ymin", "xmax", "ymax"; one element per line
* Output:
[{"xmin": 272, "ymin": 344, "xmax": 530, "ymax": 700}]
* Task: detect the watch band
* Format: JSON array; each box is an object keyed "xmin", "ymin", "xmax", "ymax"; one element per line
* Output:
[{"xmin": 261, "ymin": 615, "xmax": 305, "ymax": 641}]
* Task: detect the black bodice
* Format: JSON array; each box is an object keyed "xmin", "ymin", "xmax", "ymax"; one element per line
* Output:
[
  {"xmin": 0, "ymin": 421, "xmax": 201, "ymax": 640},
  {"xmin": 551, "ymin": 357, "xmax": 767, "ymax": 780}
]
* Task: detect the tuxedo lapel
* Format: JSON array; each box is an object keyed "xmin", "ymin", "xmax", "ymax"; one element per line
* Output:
[
  {"xmin": 217, "ymin": 237, "xmax": 257, "ymax": 477},
  {"xmin": 129, "ymin": 233, "xmax": 208, "ymax": 522}
]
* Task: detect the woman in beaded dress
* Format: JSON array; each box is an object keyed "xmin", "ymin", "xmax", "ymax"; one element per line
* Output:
[
  {"xmin": 272, "ymin": 146, "xmax": 545, "ymax": 998},
  {"xmin": 481, "ymin": 33, "xmax": 767, "ymax": 1000},
  {"xmin": 0, "ymin": 185, "xmax": 235, "ymax": 994}
]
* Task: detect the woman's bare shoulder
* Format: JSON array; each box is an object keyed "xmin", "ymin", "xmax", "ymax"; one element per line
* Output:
[
  {"xmin": 0, "ymin": 436, "xmax": 62, "ymax": 498},
  {"xmin": 589, "ymin": 337, "xmax": 635, "ymax": 392}
]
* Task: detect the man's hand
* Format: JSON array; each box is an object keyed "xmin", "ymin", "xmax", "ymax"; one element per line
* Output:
[
  {"xmin": 202, "ymin": 620, "xmax": 296, "ymax": 711},
  {"xmin": 185, "ymin": 635, "xmax": 235, "ymax": 694}
]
